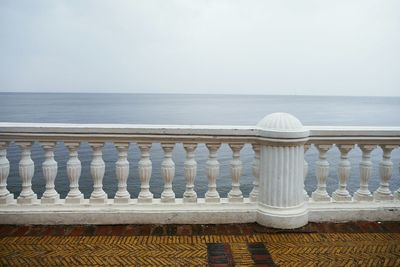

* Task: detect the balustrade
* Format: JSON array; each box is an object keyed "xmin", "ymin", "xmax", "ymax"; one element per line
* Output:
[{"xmin": 0, "ymin": 114, "xmax": 399, "ymax": 228}]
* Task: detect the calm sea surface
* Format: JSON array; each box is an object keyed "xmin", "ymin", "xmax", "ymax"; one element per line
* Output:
[{"xmin": 0, "ymin": 93, "xmax": 399, "ymax": 199}]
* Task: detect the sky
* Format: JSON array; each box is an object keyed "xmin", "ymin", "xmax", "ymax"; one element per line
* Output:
[{"xmin": 0, "ymin": 0, "xmax": 399, "ymax": 96}]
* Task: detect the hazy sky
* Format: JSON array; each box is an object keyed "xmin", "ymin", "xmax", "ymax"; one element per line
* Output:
[{"xmin": 0, "ymin": 0, "xmax": 399, "ymax": 96}]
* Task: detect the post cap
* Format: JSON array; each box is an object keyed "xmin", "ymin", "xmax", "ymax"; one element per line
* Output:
[{"xmin": 257, "ymin": 112, "xmax": 309, "ymax": 139}]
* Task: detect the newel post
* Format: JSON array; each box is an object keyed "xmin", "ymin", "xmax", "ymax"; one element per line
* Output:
[{"xmin": 256, "ymin": 113, "xmax": 310, "ymax": 229}]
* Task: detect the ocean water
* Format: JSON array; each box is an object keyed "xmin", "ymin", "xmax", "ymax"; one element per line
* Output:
[{"xmin": 0, "ymin": 92, "xmax": 399, "ymax": 199}]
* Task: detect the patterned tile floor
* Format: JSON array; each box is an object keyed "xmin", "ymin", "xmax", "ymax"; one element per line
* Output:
[{"xmin": 0, "ymin": 222, "xmax": 399, "ymax": 266}]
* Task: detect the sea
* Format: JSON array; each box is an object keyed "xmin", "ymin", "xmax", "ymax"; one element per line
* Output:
[{"xmin": 0, "ymin": 92, "xmax": 400, "ymax": 199}]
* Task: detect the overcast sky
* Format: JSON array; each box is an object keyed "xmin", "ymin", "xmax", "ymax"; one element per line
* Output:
[{"xmin": 0, "ymin": 0, "xmax": 399, "ymax": 96}]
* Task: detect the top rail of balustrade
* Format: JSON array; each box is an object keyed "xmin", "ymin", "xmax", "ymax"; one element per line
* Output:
[{"xmin": 1, "ymin": 122, "xmax": 400, "ymax": 144}]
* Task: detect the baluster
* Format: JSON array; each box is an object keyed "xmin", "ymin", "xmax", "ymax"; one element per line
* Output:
[
  {"xmin": 138, "ymin": 143, "xmax": 153, "ymax": 203},
  {"xmin": 0, "ymin": 142, "xmax": 13, "ymax": 204},
  {"xmin": 205, "ymin": 143, "xmax": 220, "ymax": 203},
  {"xmin": 249, "ymin": 144, "xmax": 260, "ymax": 202},
  {"xmin": 41, "ymin": 142, "xmax": 59, "ymax": 204},
  {"xmin": 89, "ymin": 142, "xmax": 107, "ymax": 204},
  {"xmin": 183, "ymin": 143, "xmax": 197, "ymax": 203},
  {"xmin": 16, "ymin": 142, "xmax": 37, "ymax": 204},
  {"xmin": 396, "ymin": 162, "xmax": 400, "ymax": 201},
  {"xmin": 161, "ymin": 143, "xmax": 175, "ymax": 203},
  {"xmin": 354, "ymin": 145, "xmax": 376, "ymax": 201},
  {"xmin": 65, "ymin": 142, "xmax": 84, "ymax": 204},
  {"xmin": 311, "ymin": 144, "xmax": 332, "ymax": 202},
  {"xmin": 228, "ymin": 143, "xmax": 244, "ymax": 202},
  {"xmin": 374, "ymin": 145, "xmax": 397, "ymax": 201},
  {"xmin": 303, "ymin": 144, "xmax": 310, "ymax": 201},
  {"xmin": 114, "ymin": 143, "xmax": 130, "ymax": 203},
  {"xmin": 332, "ymin": 144, "xmax": 353, "ymax": 202}
]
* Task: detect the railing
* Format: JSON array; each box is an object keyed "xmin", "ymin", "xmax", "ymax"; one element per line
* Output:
[{"xmin": 0, "ymin": 113, "xmax": 399, "ymax": 229}]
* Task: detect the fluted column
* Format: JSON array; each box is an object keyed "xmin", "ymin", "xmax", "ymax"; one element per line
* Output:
[
  {"xmin": 138, "ymin": 143, "xmax": 153, "ymax": 203},
  {"xmin": 0, "ymin": 142, "xmax": 13, "ymax": 204},
  {"xmin": 249, "ymin": 144, "xmax": 260, "ymax": 202},
  {"xmin": 161, "ymin": 143, "xmax": 175, "ymax": 203},
  {"xmin": 374, "ymin": 145, "xmax": 397, "ymax": 201},
  {"xmin": 312, "ymin": 144, "xmax": 332, "ymax": 202},
  {"xmin": 228, "ymin": 143, "xmax": 244, "ymax": 202},
  {"xmin": 16, "ymin": 142, "xmax": 37, "ymax": 204},
  {"xmin": 114, "ymin": 143, "xmax": 130, "ymax": 203},
  {"xmin": 65, "ymin": 142, "xmax": 84, "ymax": 204},
  {"xmin": 183, "ymin": 143, "xmax": 197, "ymax": 203},
  {"xmin": 332, "ymin": 144, "xmax": 353, "ymax": 202},
  {"xmin": 41, "ymin": 142, "xmax": 59, "ymax": 204},
  {"xmin": 89, "ymin": 142, "xmax": 107, "ymax": 204},
  {"xmin": 303, "ymin": 144, "xmax": 310, "ymax": 201},
  {"xmin": 205, "ymin": 143, "xmax": 220, "ymax": 203},
  {"xmin": 354, "ymin": 145, "xmax": 376, "ymax": 201}
]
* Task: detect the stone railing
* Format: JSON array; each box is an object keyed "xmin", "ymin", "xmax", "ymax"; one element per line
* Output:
[{"xmin": 0, "ymin": 113, "xmax": 399, "ymax": 229}]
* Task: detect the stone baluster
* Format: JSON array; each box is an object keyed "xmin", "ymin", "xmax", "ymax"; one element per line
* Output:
[
  {"xmin": 16, "ymin": 142, "xmax": 37, "ymax": 204},
  {"xmin": 374, "ymin": 145, "xmax": 397, "ymax": 201},
  {"xmin": 249, "ymin": 144, "xmax": 260, "ymax": 202},
  {"xmin": 396, "ymin": 163, "xmax": 400, "ymax": 201},
  {"xmin": 183, "ymin": 143, "xmax": 197, "ymax": 203},
  {"xmin": 138, "ymin": 143, "xmax": 153, "ymax": 203},
  {"xmin": 114, "ymin": 143, "xmax": 130, "ymax": 203},
  {"xmin": 312, "ymin": 144, "xmax": 332, "ymax": 202},
  {"xmin": 354, "ymin": 145, "xmax": 376, "ymax": 201},
  {"xmin": 65, "ymin": 142, "xmax": 84, "ymax": 204},
  {"xmin": 161, "ymin": 143, "xmax": 175, "ymax": 203},
  {"xmin": 89, "ymin": 143, "xmax": 107, "ymax": 204},
  {"xmin": 303, "ymin": 144, "xmax": 310, "ymax": 201},
  {"xmin": 205, "ymin": 143, "xmax": 221, "ymax": 203},
  {"xmin": 332, "ymin": 144, "xmax": 353, "ymax": 202},
  {"xmin": 41, "ymin": 142, "xmax": 59, "ymax": 204},
  {"xmin": 228, "ymin": 144, "xmax": 244, "ymax": 202},
  {"xmin": 0, "ymin": 142, "xmax": 13, "ymax": 204}
]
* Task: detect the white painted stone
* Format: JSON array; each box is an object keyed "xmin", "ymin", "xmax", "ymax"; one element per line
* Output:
[
  {"xmin": 0, "ymin": 142, "xmax": 14, "ymax": 205},
  {"xmin": 374, "ymin": 145, "xmax": 397, "ymax": 201},
  {"xmin": 303, "ymin": 144, "xmax": 310, "ymax": 201},
  {"xmin": 354, "ymin": 145, "xmax": 376, "ymax": 201},
  {"xmin": 228, "ymin": 144, "xmax": 244, "ymax": 203},
  {"xmin": 65, "ymin": 142, "xmax": 84, "ymax": 204},
  {"xmin": 114, "ymin": 143, "xmax": 130, "ymax": 204},
  {"xmin": 161, "ymin": 143, "xmax": 175, "ymax": 203},
  {"xmin": 312, "ymin": 144, "xmax": 332, "ymax": 202},
  {"xmin": 183, "ymin": 143, "xmax": 197, "ymax": 203},
  {"xmin": 41, "ymin": 142, "xmax": 60, "ymax": 204},
  {"xmin": 249, "ymin": 144, "xmax": 260, "ymax": 202},
  {"xmin": 332, "ymin": 144, "xmax": 353, "ymax": 202},
  {"xmin": 138, "ymin": 143, "xmax": 153, "ymax": 203},
  {"xmin": 205, "ymin": 143, "xmax": 221, "ymax": 203},
  {"xmin": 16, "ymin": 142, "xmax": 37, "ymax": 204},
  {"xmin": 89, "ymin": 143, "xmax": 107, "ymax": 204},
  {"xmin": 257, "ymin": 112, "xmax": 309, "ymax": 229}
]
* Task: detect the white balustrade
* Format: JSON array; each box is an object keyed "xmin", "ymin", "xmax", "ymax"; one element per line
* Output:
[
  {"xmin": 41, "ymin": 142, "xmax": 59, "ymax": 204},
  {"xmin": 332, "ymin": 144, "xmax": 353, "ymax": 202},
  {"xmin": 0, "ymin": 142, "xmax": 13, "ymax": 204},
  {"xmin": 0, "ymin": 115, "xmax": 399, "ymax": 227},
  {"xmin": 114, "ymin": 143, "xmax": 130, "ymax": 203},
  {"xmin": 89, "ymin": 142, "xmax": 107, "ymax": 204},
  {"xmin": 249, "ymin": 144, "xmax": 260, "ymax": 202},
  {"xmin": 354, "ymin": 145, "xmax": 376, "ymax": 201},
  {"xmin": 161, "ymin": 143, "xmax": 175, "ymax": 203},
  {"xmin": 205, "ymin": 143, "xmax": 220, "ymax": 203},
  {"xmin": 183, "ymin": 143, "xmax": 197, "ymax": 203},
  {"xmin": 374, "ymin": 145, "xmax": 397, "ymax": 201},
  {"xmin": 16, "ymin": 142, "xmax": 37, "ymax": 204},
  {"xmin": 65, "ymin": 142, "xmax": 84, "ymax": 204},
  {"xmin": 312, "ymin": 144, "xmax": 332, "ymax": 202},
  {"xmin": 138, "ymin": 143, "xmax": 153, "ymax": 203}
]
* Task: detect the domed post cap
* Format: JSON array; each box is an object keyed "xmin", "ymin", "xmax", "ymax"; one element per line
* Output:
[{"xmin": 256, "ymin": 112, "xmax": 309, "ymax": 139}]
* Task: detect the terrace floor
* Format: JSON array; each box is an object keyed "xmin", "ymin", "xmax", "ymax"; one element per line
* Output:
[{"xmin": 0, "ymin": 221, "xmax": 400, "ymax": 266}]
